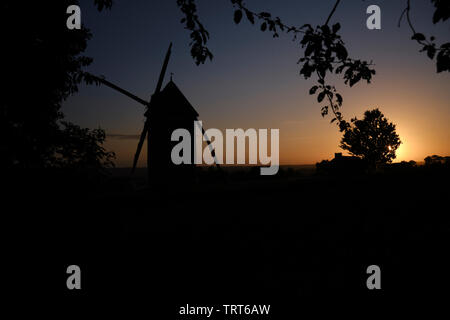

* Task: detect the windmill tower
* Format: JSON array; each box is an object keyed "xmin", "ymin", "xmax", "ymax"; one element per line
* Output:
[
  {"xmin": 147, "ymin": 78, "xmax": 200, "ymax": 182},
  {"xmin": 88, "ymin": 43, "xmax": 219, "ymax": 183}
]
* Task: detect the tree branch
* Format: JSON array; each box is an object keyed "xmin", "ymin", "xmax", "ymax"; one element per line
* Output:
[{"xmin": 405, "ymin": 0, "xmax": 418, "ymax": 36}]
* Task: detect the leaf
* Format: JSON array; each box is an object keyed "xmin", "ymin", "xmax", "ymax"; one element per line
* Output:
[
  {"xmin": 300, "ymin": 63, "xmax": 312, "ymax": 78},
  {"xmin": 432, "ymin": 6, "xmax": 449, "ymax": 24},
  {"xmin": 317, "ymin": 91, "xmax": 325, "ymax": 103},
  {"xmin": 427, "ymin": 46, "xmax": 436, "ymax": 59},
  {"xmin": 321, "ymin": 25, "xmax": 330, "ymax": 35},
  {"xmin": 309, "ymin": 86, "xmax": 319, "ymax": 95},
  {"xmin": 336, "ymin": 93, "xmax": 343, "ymax": 106},
  {"xmin": 332, "ymin": 23, "xmax": 341, "ymax": 33},
  {"xmin": 335, "ymin": 43, "xmax": 348, "ymax": 61},
  {"xmin": 261, "ymin": 22, "xmax": 267, "ymax": 32},
  {"xmin": 436, "ymin": 49, "xmax": 450, "ymax": 73},
  {"xmin": 412, "ymin": 33, "xmax": 426, "ymax": 41},
  {"xmin": 318, "ymin": 67, "xmax": 326, "ymax": 79},
  {"xmin": 335, "ymin": 65, "xmax": 345, "ymax": 74},
  {"xmin": 245, "ymin": 10, "xmax": 255, "ymax": 24},
  {"xmin": 433, "ymin": 10, "xmax": 441, "ymax": 24},
  {"xmin": 234, "ymin": 10, "xmax": 243, "ymax": 24},
  {"xmin": 305, "ymin": 44, "xmax": 314, "ymax": 57},
  {"xmin": 349, "ymin": 74, "xmax": 361, "ymax": 87},
  {"xmin": 267, "ymin": 21, "xmax": 275, "ymax": 32}
]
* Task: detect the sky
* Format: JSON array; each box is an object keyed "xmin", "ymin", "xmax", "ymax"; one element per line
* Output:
[{"xmin": 64, "ymin": 0, "xmax": 450, "ymax": 167}]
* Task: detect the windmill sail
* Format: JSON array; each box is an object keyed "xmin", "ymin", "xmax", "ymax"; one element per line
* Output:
[
  {"xmin": 133, "ymin": 42, "xmax": 172, "ymax": 176},
  {"xmin": 85, "ymin": 74, "xmax": 149, "ymax": 107},
  {"xmin": 131, "ymin": 121, "xmax": 149, "ymax": 174}
]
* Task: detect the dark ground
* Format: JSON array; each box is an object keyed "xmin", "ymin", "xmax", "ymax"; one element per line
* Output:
[{"xmin": 5, "ymin": 165, "xmax": 450, "ymax": 316}]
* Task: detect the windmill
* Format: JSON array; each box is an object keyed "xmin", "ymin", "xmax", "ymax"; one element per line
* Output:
[{"xmin": 87, "ymin": 43, "xmax": 220, "ymax": 183}]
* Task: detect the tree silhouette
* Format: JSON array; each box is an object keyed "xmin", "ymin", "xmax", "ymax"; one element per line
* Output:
[
  {"xmin": 53, "ymin": 122, "xmax": 115, "ymax": 170},
  {"xmin": 1, "ymin": 1, "xmax": 113, "ymax": 169},
  {"xmin": 340, "ymin": 109, "xmax": 401, "ymax": 168}
]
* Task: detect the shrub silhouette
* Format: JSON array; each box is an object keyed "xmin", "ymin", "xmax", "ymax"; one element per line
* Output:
[{"xmin": 424, "ymin": 155, "xmax": 450, "ymax": 166}]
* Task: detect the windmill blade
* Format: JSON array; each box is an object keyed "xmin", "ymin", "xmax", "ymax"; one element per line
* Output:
[
  {"xmin": 200, "ymin": 125, "xmax": 227, "ymax": 182},
  {"xmin": 86, "ymin": 73, "xmax": 149, "ymax": 107},
  {"xmin": 84, "ymin": 40, "xmax": 171, "ymax": 110},
  {"xmin": 202, "ymin": 128, "xmax": 219, "ymax": 167},
  {"xmin": 196, "ymin": 121, "xmax": 221, "ymax": 170},
  {"xmin": 131, "ymin": 121, "xmax": 149, "ymax": 174},
  {"xmin": 154, "ymin": 42, "xmax": 172, "ymax": 95},
  {"xmin": 142, "ymin": 43, "xmax": 172, "ymax": 117}
]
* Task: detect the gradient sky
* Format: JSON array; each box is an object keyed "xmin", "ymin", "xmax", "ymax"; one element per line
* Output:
[{"xmin": 64, "ymin": 0, "xmax": 450, "ymax": 167}]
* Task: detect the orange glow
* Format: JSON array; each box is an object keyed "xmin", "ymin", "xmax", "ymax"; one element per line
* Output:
[{"xmin": 102, "ymin": 55, "xmax": 450, "ymax": 168}]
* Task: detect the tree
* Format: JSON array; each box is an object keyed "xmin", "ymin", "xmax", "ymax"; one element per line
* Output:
[
  {"xmin": 1, "ymin": 1, "xmax": 113, "ymax": 169},
  {"xmin": 53, "ymin": 122, "xmax": 115, "ymax": 170},
  {"xmin": 340, "ymin": 109, "xmax": 401, "ymax": 168}
]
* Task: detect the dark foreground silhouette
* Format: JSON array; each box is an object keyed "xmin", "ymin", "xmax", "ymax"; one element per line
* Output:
[{"xmin": 4, "ymin": 162, "xmax": 450, "ymax": 315}]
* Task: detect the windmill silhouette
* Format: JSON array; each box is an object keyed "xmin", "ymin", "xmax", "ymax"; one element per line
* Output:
[{"xmin": 87, "ymin": 43, "xmax": 220, "ymax": 183}]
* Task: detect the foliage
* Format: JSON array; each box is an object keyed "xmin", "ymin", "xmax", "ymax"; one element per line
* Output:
[
  {"xmin": 340, "ymin": 109, "xmax": 401, "ymax": 166},
  {"xmin": 176, "ymin": 0, "xmax": 213, "ymax": 65},
  {"xmin": 177, "ymin": 0, "xmax": 375, "ymax": 129},
  {"xmin": 177, "ymin": 0, "xmax": 449, "ymax": 128},
  {"xmin": 300, "ymin": 23, "xmax": 375, "ymax": 130},
  {"xmin": 1, "ymin": 1, "xmax": 114, "ymax": 169},
  {"xmin": 399, "ymin": 0, "xmax": 450, "ymax": 73},
  {"xmin": 431, "ymin": 0, "xmax": 450, "ymax": 24},
  {"xmin": 53, "ymin": 122, "xmax": 115, "ymax": 169}
]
